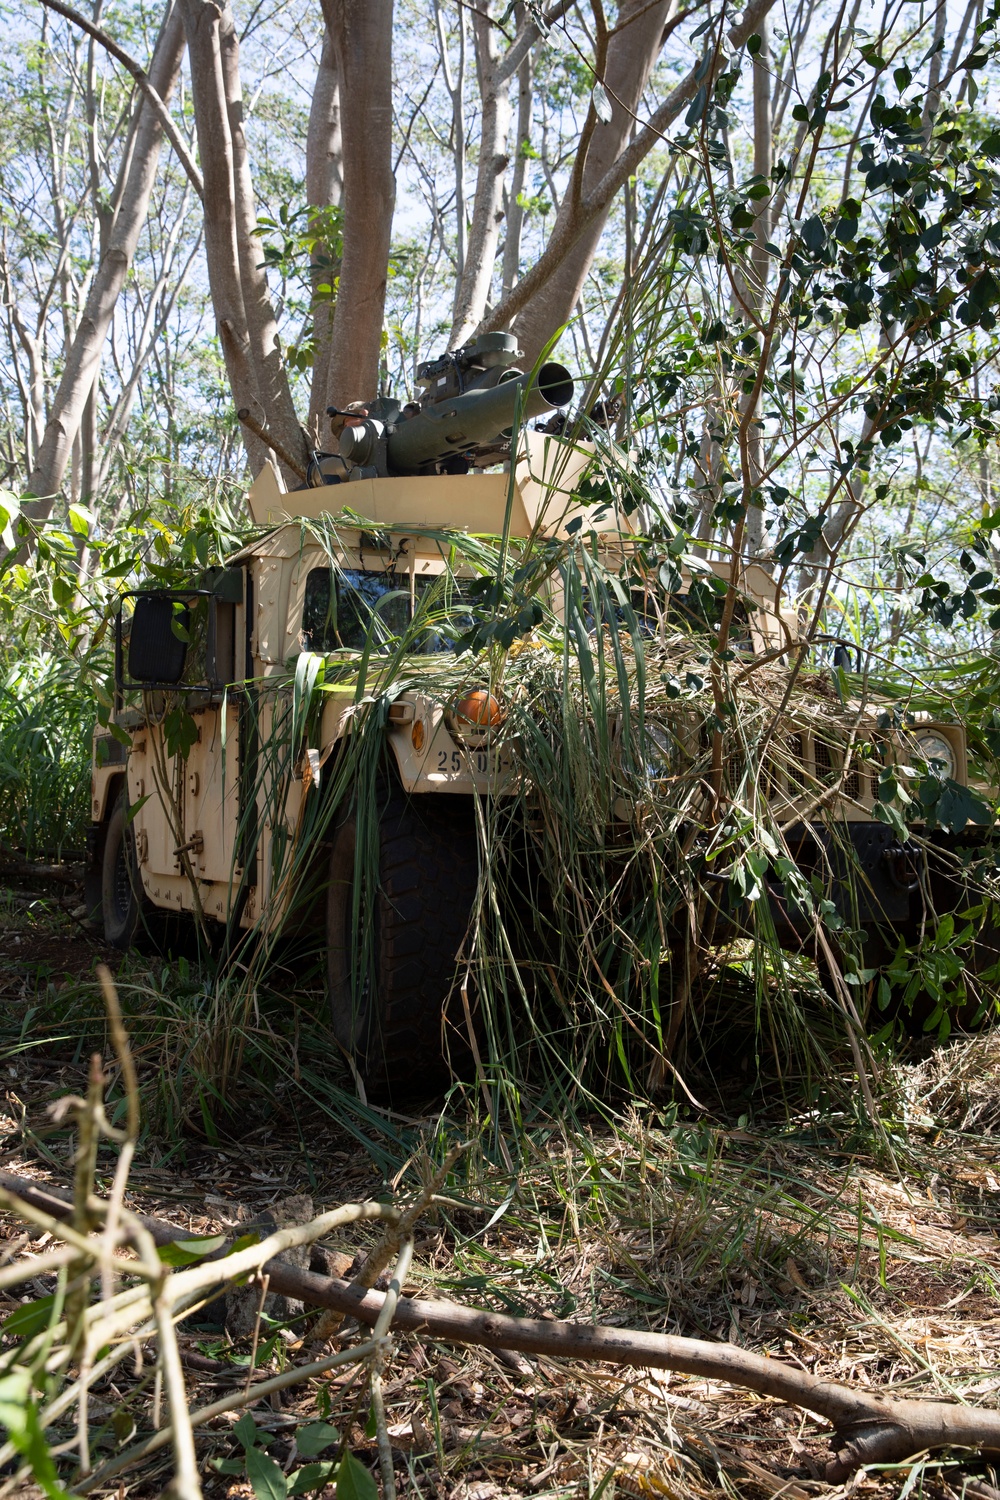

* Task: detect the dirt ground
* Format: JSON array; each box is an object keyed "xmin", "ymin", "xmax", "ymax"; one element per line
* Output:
[{"xmin": 2, "ymin": 880, "xmax": 1000, "ymax": 1500}]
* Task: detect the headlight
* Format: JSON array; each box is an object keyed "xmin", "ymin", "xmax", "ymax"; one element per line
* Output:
[
  {"xmin": 448, "ymin": 689, "xmax": 504, "ymax": 739},
  {"xmin": 913, "ymin": 730, "xmax": 956, "ymax": 778}
]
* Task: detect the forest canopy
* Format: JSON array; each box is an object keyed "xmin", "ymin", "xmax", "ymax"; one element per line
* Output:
[{"xmin": 0, "ymin": 0, "xmax": 998, "ymax": 649}]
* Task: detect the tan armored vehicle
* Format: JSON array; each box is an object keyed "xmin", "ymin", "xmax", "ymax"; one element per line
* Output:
[{"xmin": 86, "ymin": 336, "xmax": 986, "ymax": 1091}]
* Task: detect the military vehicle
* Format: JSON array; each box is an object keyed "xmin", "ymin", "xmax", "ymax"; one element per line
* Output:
[{"xmin": 86, "ymin": 333, "xmax": 989, "ymax": 1092}]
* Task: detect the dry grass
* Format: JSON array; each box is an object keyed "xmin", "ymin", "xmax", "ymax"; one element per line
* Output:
[{"xmin": 2, "ymin": 977, "xmax": 1000, "ymax": 1499}]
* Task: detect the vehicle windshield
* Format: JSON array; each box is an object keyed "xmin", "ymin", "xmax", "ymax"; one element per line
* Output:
[
  {"xmin": 581, "ymin": 580, "xmax": 752, "ymax": 647},
  {"xmin": 301, "ymin": 567, "xmax": 472, "ymax": 654}
]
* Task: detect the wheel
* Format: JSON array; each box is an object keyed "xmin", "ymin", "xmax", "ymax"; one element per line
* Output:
[
  {"xmin": 101, "ymin": 795, "xmax": 146, "ymax": 948},
  {"xmin": 326, "ymin": 785, "xmax": 479, "ymax": 1096}
]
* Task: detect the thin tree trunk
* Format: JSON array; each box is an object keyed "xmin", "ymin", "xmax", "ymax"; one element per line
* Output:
[
  {"xmin": 306, "ymin": 31, "xmax": 342, "ymax": 437},
  {"xmin": 321, "ymin": 0, "xmax": 395, "ymax": 409},
  {"xmin": 740, "ymin": 16, "xmax": 771, "ymax": 558},
  {"xmin": 181, "ymin": 0, "xmax": 269, "ymax": 475},
  {"xmin": 92, "ymin": 209, "xmax": 200, "ymax": 493},
  {"xmin": 480, "ymin": 0, "xmax": 777, "ymax": 348},
  {"xmin": 509, "ymin": 0, "xmax": 672, "ymax": 364},
  {"xmin": 921, "ymin": 0, "xmax": 947, "ymax": 137},
  {"xmin": 22, "ymin": 1, "xmax": 187, "ymax": 519},
  {"xmin": 450, "ymin": 11, "xmax": 512, "ymax": 346},
  {"xmin": 217, "ymin": 0, "xmax": 307, "ymax": 476},
  {"xmin": 0, "ymin": 233, "xmax": 46, "ymax": 474},
  {"xmin": 501, "ymin": 17, "xmax": 532, "ymax": 301},
  {"xmin": 434, "ymin": 0, "xmax": 467, "ymax": 292}
]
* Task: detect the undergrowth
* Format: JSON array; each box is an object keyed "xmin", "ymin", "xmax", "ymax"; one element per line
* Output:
[{"xmin": 0, "ymin": 651, "xmax": 94, "ymax": 859}]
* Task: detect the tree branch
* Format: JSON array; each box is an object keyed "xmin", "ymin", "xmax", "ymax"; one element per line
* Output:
[
  {"xmin": 480, "ymin": 0, "xmax": 777, "ymax": 339},
  {"xmin": 4, "ymin": 1169, "xmax": 1000, "ymax": 1484},
  {"xmin": 36, "ymin": 0, "xmax": 204, "ymax": 199}
]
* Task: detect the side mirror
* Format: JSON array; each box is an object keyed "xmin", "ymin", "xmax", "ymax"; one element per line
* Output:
[{"xmin": 127, "ymin": 595, "xmax": 190, "ymax": 684}]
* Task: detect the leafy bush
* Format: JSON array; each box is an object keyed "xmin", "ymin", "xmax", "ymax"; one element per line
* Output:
[{"xmin": 0, "ymin": 651, "xmax": 95, "ymax": 859}]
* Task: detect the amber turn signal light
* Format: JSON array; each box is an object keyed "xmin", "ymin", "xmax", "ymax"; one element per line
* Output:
[{"xmin": 452, "ymin": 689, "xmax": 504, "ymax": 730}]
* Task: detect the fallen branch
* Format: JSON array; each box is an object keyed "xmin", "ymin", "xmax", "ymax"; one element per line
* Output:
[
  {"xmin": 0, "ymin": 853, "xmax": 83, "ymax": 886},
  {"xmin": 2, "ymin": 1170, "xmax": 999, "ymax": 1481}
]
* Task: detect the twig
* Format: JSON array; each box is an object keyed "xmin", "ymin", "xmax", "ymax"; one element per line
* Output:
[
  {"xmin": 77, "ymin": 1339, "xmax": 384, "ymax": 1493},
  {"xmin": 96, "ymin": 965, "xmax": 139, "ymax": 1308},
  {"xmin": 371, "ymin": 1236, "xmax": 414, "ymax": 1500},
  {"xmin": 245, "ymin": 1272, "xmax": 269, "ymax": 1395}
]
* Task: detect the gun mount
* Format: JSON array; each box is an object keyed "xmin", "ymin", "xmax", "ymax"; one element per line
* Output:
[{"xmin": 329, "ymin": 333, "xmax": 574, "ymax": 480}]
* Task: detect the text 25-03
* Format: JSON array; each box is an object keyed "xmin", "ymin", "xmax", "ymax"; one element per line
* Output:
[{"xmin": 436, "ymin": 747, "xmax": 506, "ymax": 775}]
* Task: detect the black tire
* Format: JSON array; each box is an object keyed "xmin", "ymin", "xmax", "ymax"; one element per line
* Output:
[
  {"xmin": 101, "ymin": 796, "xmax": 146, "ymax": 949},
  {"xmin": 326, "ymin": 786, "xmax": 478, "ymax": 1097}
]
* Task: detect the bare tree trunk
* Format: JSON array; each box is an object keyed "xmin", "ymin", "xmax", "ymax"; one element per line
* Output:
[
  {"xmin": 434, "ymin": 0, "xmax": 467, "ymax": 292},
  {"xmin": 740, "ymin": 16, "xmax": 771, "ymax": 558},
  {"xmin": 217, "ymin": 0, "xmax": 307, "ymax": 475},
  {"xmin": 22, "ymin": 1, "xmax": 187, "ymax": 520},
  {"xmin": 480, "ymin": 0, "xmax": 777, "ymax": 348},
  {"xmin": 320, "ymin": 0, "xmax": 395, "ymax": 409},
  {"xmin": 509, "ymin": 0, "xmax": 672, "ymax": 365},
  {"xmin": 449, "ymin": 12, "xmax": 511, "ymax": 347},
  {"xmin": 921, "ymin": 0, "xmax": 947, "ymax": 137},
  {"xmin": 306, "ymin": 31, "xmax": 343, "ymax": 212},
  {"xmin": 306, "ymin": 31, "xmax": 342, "ymax": 436},
  {"xmin": 79, "ymin": 376, "xmax": 98, "ymax": 504},
  {"xmin": 501, "ymin": 17, "xmax": 532, "ymax": 301},
  {"xmin": 181, "ymin": 0, "xmax": 269, "ymax": 475}
]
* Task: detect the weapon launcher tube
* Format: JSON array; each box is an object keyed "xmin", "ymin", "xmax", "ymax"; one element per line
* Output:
[{"xmin": 385, "ymin": 361, "xmax": 574, "ymax": 474}]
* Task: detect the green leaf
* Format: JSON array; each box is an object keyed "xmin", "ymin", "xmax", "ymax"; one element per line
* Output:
[
  {"xmin": 801, "ymin": 215, "xmax": 826, "ymax": 253},
  {"xmin": 935, "ymin": 780, "xmax": 993, "ymax": 832},
  {"xmin": 873, "ymin": 799, "xmax": 908, "ymax": 839},
  {"xmin": 157, "ymin": 1233, "xmax": 228, "ymax": 1267},
  {"xmin": 289, "ymin": 1462, "xmax": 339, "ymax": 1495},
  {"xmin": 3, "ymin": 1294, "xmax": 57, "ymax": 1339},
  {"xmin": 209, "ymin": 1458, "xmax": 247, "ymax": 1475},
  {"xmin": 336, "ymin": 1452, "xmax": 378, "ymax": 1500},
  {"xmin": 125, "ymin": 794, "xmax": 152, "ymax": 824},
  {"xmin": 111, "ymin": 1407, "xmax": 135, "ymax": 1443},
  {"xmin": 234, "ymin": 1412, "xmax": 259, "ymax": 1450},
  {"xmin": 67, "ymin": 504, "xmax": 93, "ymax": 536},
  {"xmin": 0, "ymin": 1373, "xmax": 73, "ymax": 1499},
  {"xmin": 746, "ymin": 32, "xmax": 761, "ymax": 54},
  {"xmin": 247, "ymin": 1443, "xmax": 288, "ymax": 1500},
  {"xmin": 295, "ymin": 1422, "xmax": 341, "ymax": 1457},
  {"xmin": 0, "ymin": 486, "xmax": 18, "ymax": 531},
  {"xmin": 684, "ymin": 82, "xmax": 707, "ymax": 127},
  {"xmin": 230, "ymin": 1230, "xmax": 263, "ymax": 1255}
]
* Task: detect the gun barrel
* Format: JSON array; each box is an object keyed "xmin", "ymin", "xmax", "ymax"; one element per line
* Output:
[{"xmin": 385, "ymin": 362, "xmax": 574, "ymax": 474}]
